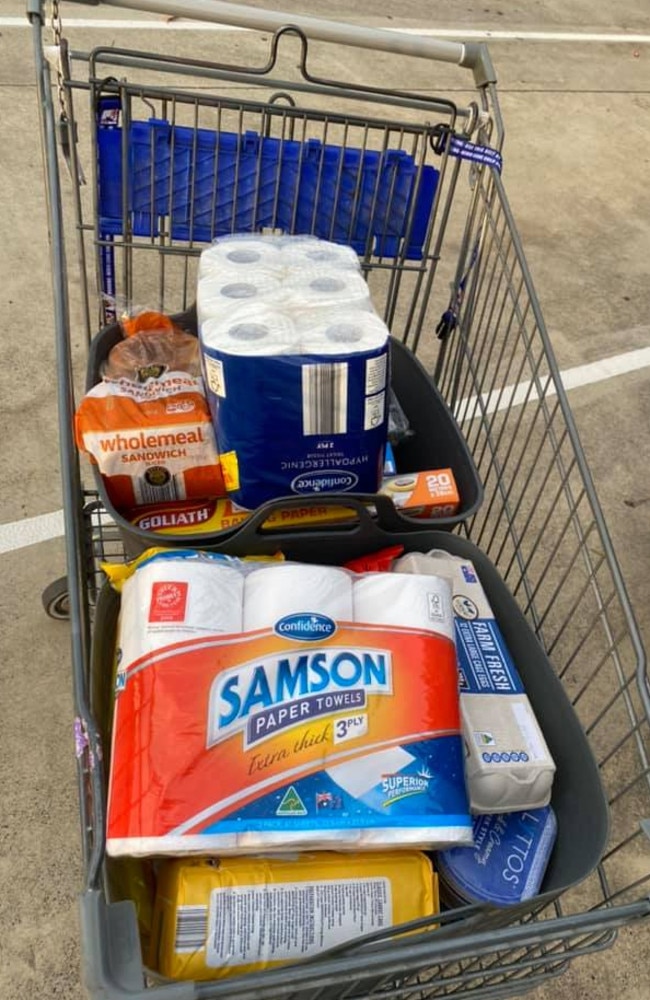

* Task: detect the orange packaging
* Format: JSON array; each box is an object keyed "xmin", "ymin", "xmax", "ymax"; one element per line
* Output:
[
  {"xmin": 380, "ymin": 469, "xmax": 460, "ymax": 518},
  {"xmin": 126, "ymin": 469, "xmax": 460, "ymax": 535},
  {"xmin": 75, "ymin": 374, "xmax": 225, "ymax": 509}
]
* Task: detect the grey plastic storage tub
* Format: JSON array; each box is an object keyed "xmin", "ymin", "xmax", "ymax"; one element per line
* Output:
[
  {"xmin": 85, "ymin": 524, "xmax": 608, "ymax": 999},
  {"xmin": 85, "ymin": 308, "xmax": 483, "ymax": 558}
]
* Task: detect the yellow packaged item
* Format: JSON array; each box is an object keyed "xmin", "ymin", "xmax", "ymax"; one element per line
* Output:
[{"xmin": 150, "ymin": 852, "xmax": 439, "ymax": 980}]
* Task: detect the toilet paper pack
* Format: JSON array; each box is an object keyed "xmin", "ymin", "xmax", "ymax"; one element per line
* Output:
[
  {"xmin": 394, "ymin": 552, "xmax": 556, "ymax": 815},
  {"xmin": 197, "ymin": 235, "xmax": 390, "ymax": 509},
  {"xmin": 106, "ymin": 556, "xmax": 472, "ymax": 857}
]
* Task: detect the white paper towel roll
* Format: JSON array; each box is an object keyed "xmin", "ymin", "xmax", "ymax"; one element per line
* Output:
[
  {"xmin": 243, "ymin": 563, "xmax": 353, "ymax": 631},
  {"xmin": 280, "ymin": 237, "xmax": 360, "ymax": 271},
  {"xmin": 298, "ymin": 309, "xmax": 389, "ymax": 355},
  {"xmin": 353, "ymin": 573, "xmax": 454, "ymax": 641},
  {"xmin": 283, "ymin": 270, "xmax": 371, "ymax": 312},
  {"xmin": 200, "ymin": 308, "xmax": 300, "ymax": 356},
  {"xmin": 199, "ymin": 236, "xmax": 283, "ymax": 279},
  {"xmin": 118, "ymin": 558, "xmax": 244, "ymax": 670},
  {"xmin": 197, "ymin": 272, "xmax": 284, "ymax": 327}
]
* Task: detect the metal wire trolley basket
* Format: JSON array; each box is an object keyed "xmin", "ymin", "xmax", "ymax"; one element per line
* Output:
[{"xmin": 30, "ymin": 0, "xmax": 650, "ymax": 997}]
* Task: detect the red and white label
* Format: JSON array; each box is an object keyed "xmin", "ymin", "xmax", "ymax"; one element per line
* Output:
[{"xmin": 149, "ymin": 581, "xmax": 189, "ymax": 623}]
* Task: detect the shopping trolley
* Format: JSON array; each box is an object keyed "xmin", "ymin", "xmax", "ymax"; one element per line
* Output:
[{"xmin": 30, "ymin": 0, "xmax": 650, "ymax": 997}]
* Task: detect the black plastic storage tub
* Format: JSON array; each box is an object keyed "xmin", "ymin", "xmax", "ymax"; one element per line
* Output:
[
  {"xmin": 86, "ymin": 526, "xmax": 609, "ymax": 996},
  {"xmin": 84, "ymin": 308, "xmax": 483, "ymax": 557}
]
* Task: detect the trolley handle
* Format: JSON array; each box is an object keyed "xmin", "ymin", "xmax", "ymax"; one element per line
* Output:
[
  {"xmin": 64, "ymin": 0, "xmax": 497, "ymax": 87},
  {"xmin": 230, "ymin": 493, "xmax": 405, "ymax": 541}
]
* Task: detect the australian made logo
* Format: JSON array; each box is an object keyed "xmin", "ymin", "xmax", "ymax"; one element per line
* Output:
[
  {"xmin": 291, "ymin": 471, "xmax": 359, "ymax": 493},
  {"xmin": 207, "ymin": 646, "xmax": 392, "ymax": 749},
  {"xmin": 382, "ymin": 767, "xmax": 433, "ymax": 807},
  {"xmin": 276, "ymin": 785, "xmax": 308, "ymax": 816}
]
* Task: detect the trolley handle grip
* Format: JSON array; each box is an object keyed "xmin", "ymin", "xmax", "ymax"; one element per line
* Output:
[
  {"xmin": 66, "ymin": 0, "xmax": 497, "ymax": 87},
  {"xmin": 231, "ymin": 492, "xmax": 404, "ymax": 540}
]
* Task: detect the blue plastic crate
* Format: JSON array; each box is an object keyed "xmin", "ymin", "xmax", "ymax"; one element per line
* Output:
[{"xmin": 96, "ymin": 116, "xmax": 438, "ymax": 259}]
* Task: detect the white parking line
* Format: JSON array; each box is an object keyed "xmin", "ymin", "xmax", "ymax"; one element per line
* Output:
[
  {"xmin": 1, "ymin": 344, "xmax": 649, "ymax": 556},
  {"xmin": 0, "ymin": 509, "xmax": 65, "ymax": 556},
  {"xmin": 455, "ymin": 345, "xmax": 650, "ymax": 423},
  {"xmin": 5, "ymin": 17, "xmax": 650, "ymax": 44}
]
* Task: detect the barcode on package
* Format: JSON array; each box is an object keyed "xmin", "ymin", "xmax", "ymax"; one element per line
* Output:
[
  {"xmin": 175, "ymin": 905, "xmax": 208, "ymax": 953},
  {"xmin": 302, "ymin": 363, "xmax": 348, "ymax": 436}
]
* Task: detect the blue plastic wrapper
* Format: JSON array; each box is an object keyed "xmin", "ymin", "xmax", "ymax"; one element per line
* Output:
[
  {"xmin": 436, "ymin": 806, "xmax": 557, "ymax": 907},
  {"xmin": 202, "ymin": 347, "xmax": 390, "ymax": 509}
]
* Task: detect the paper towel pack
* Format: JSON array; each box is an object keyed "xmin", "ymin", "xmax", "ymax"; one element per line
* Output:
[{"xmin": 107, "ymin": 554, "xmax": 472, "ymax": 856}]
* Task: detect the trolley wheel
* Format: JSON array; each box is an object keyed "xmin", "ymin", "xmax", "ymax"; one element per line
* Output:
[{"xmin": 42, "ymin": 577, "xmax": 70, "ymax": 620}]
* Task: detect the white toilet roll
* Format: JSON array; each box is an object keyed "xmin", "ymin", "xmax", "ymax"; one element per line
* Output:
[
  {"xmin": 280, "ymin": 237, "xmax": 360, "ymax": 271},
  {"xmin": 298, "ymin": 308, "xmax": 389, "ymax": 355},
  {"xmin": 118, "ymin": 558, "xmax": 244, "ymax": 670},
  {"xmin": 197, "ymin": 273, "xmax": 284, "ymax": 327},
  {"xmin": 243, "ymin": 563, "xmax": 353, "ymax": 631},
  {"xmin": 283, "ymin": 270, "xmax": 371, "ymax": 312},
  {"xmin": 200, "ymin": 309, "xmax": 300, "ymax": 356},
  {"xmin": 352, "ymin": 573, "xmax": 454, "ymax": 641},
  {"xmin": 198, "ymin": 236, "xmax": 283, "ymax": 279}
]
